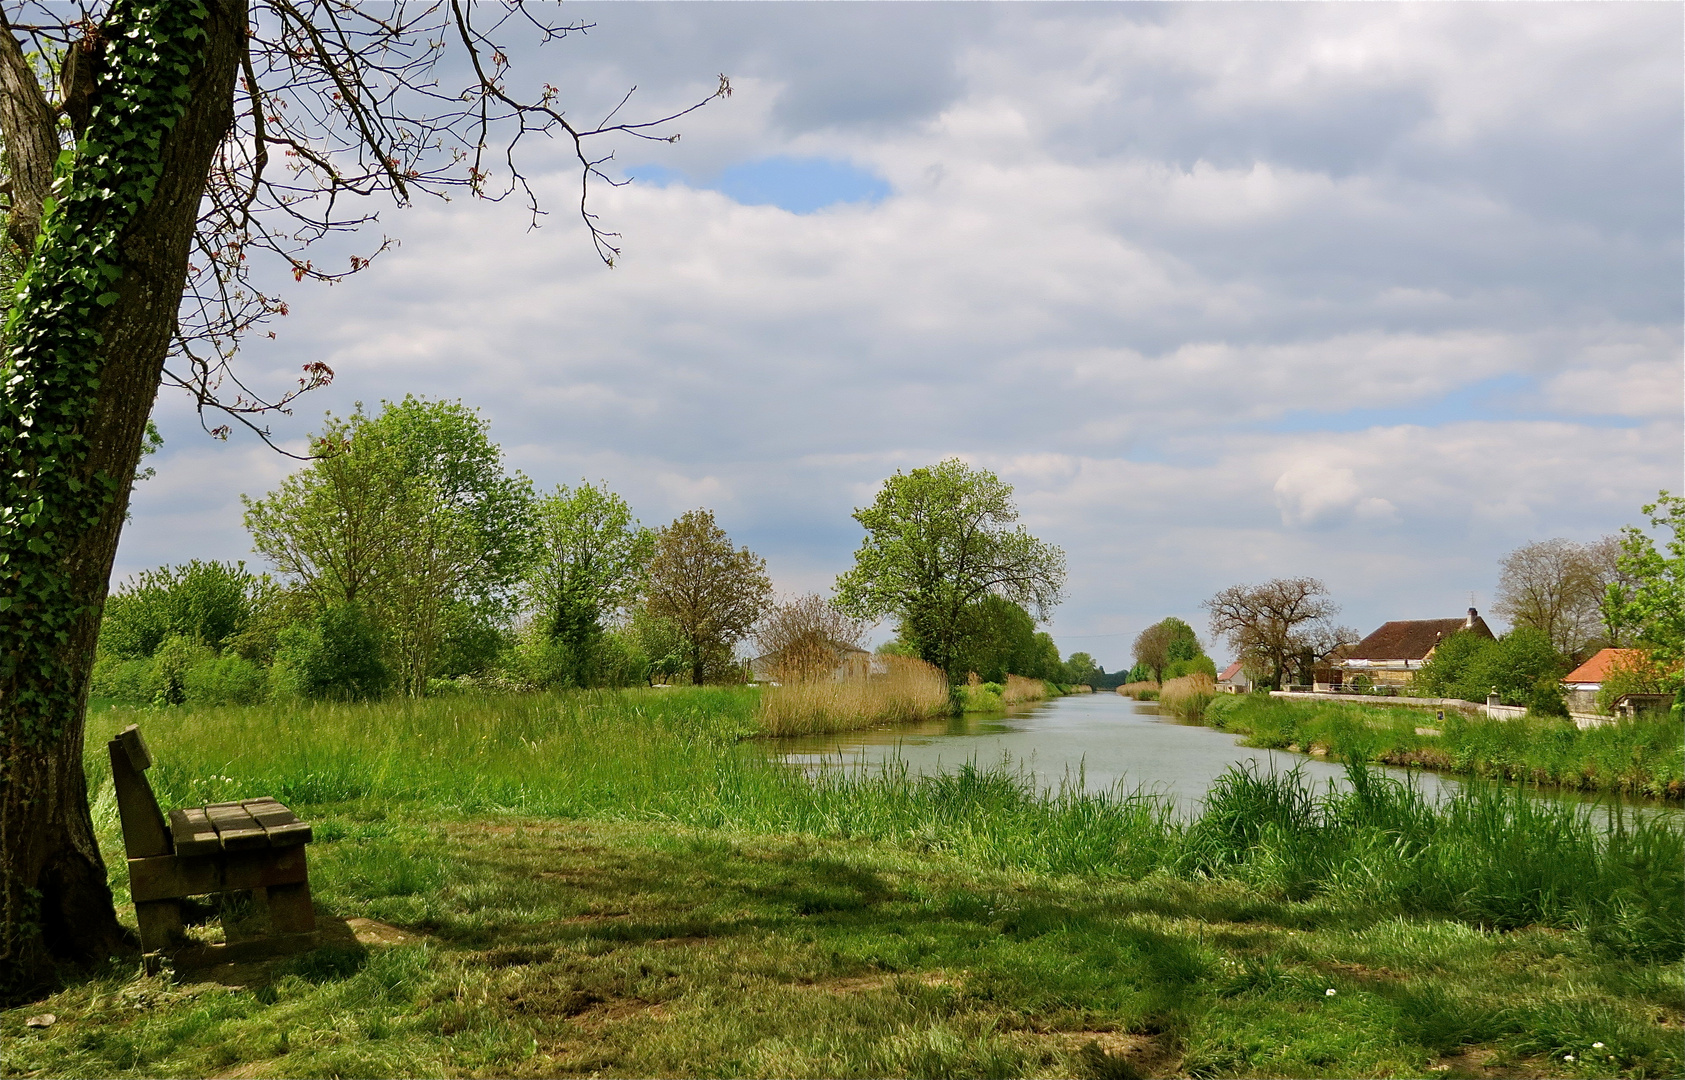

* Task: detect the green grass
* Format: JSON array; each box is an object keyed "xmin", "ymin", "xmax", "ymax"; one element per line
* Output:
[
  {"xmin": 1206, "ymin": 694, "xmax": 1684, "ymax": 802},
  {"xmin": 2, "ymin": 689, "xmax": 1677, "ymax": 1078}
]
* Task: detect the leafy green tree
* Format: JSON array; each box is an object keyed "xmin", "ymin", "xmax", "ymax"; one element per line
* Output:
[
  {"xmin": 954, "ymin": 596, "xmax": 1042, "ymax": 683},
  {"xmin": 835, "ymin": 459, "xmax": 1066, "ymax": 682},
  {"xmin": 525, "ymin": 482, "xmax": 654, "ymax": 688},
  {"xmin": 1615, "ymin": 492, "xmax": 1685, "ymax": 662},
  {"xmin": 245, "ymin": 400, "xmax": 532, "ymax": 695},
  {"xmin": 273, "ymin": 604, "xmax": 390, "ymax": 703},
  {"xmin": 1417, "ymin": 627, "xmax": 1567, "ymax": 712},
  {"xmin": 1133, "ymin": 617, "xmax": 1207, "ymax": 682},
  {"xmin": 645, "ymin": 510, "xmax": 771, "ymax": 686},
  {"xmin": 1062, "ymin": 651, "xmax": 1102, "ymax": 686}
]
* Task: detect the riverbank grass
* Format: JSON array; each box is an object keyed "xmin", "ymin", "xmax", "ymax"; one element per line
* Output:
[
  {"xmin": 1209, "ymin": 693, "xmax": 1684, "ymax": 801},
  {"xmin": 3, "ymin": 689, "xmax": 1676, "ymax": 1078}
]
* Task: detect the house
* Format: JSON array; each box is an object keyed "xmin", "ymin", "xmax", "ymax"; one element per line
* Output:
[
  {"xmin": 1339, "ymin": 608, "xmax": 1494, "ymax": 688},
  {"xmin": 1216, "ymin": 661, "xmax": 1252, "ymax": 694},
  {"xmin": 1560, "ymin": 648, "xmax": 1648, "ymax": 715},
  {"xmin": 749, "ymin": 639, "xmax": 873, "ymax": 683}
]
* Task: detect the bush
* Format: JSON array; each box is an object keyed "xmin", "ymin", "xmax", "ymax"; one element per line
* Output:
[
  {"xmin": 145, "ymin": 634, "xmax": 216, "ymax": 705},
  {"xmin": 182, "ymin": 654, "xmax": 269, "ymax": 707},
  {"xmin": 99, "ymin": 560, "xmax": 264, "ymax": 658},
  {"xmin": 90, "ymin": 654, "xmax": 153, "ymax": 704},
  {"xmin": 275, "ymin": 605, "xmax": 391, "ymax": 701},
  {"xmin": 1205, "ymin": 692, "xmax": 1243, "ymax": 726}
]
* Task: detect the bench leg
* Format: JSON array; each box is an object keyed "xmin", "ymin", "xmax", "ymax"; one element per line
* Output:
[
  {"xmin": 266, "ymin": 880, "xmax": 316, "ymax": 935},
  {"xmin": 135, "ymin": 899, "xmax": 186, "ymax": 952}
]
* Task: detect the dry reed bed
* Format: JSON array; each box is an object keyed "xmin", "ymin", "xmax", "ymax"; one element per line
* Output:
[
  {"xmin": 1159, "ymin": 673, "xmax": 1217, "ymax": 722},
  {"xmin": 757, "ymin": 655, "xmax": 949, "ymax": 737},
  {"xmin": 1116, "ymin": 680, "xmax": 1160, "ymax": 700},
  {"xmin": 1001, "ymin": 674, "xmax": 1049, "ymax": 705}
]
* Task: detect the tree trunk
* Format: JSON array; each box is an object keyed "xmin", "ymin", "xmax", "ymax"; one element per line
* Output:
[{"xmin": 0, "ymin": 0, "xmax": 242, "ymax": 997}]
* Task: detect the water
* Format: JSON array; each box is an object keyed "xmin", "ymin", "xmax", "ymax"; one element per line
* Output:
[{"xmin": 774, "ymin": 691, "xmax": 1677, "ymax": 818}]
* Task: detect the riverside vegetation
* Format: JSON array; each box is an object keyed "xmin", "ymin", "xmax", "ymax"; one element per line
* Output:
[
  {"xmin": 1199, "ymin": 693, "xmax": 1684, "ymax": 802},
  {"xmin": 1, "ymin": 688, "xmax": 1679, "ymax": 1078}
]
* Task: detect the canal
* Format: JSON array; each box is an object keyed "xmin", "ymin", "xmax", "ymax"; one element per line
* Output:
[{"xmin": 774, "ymin": 690, "xmax": 1676, "ymax": 817}]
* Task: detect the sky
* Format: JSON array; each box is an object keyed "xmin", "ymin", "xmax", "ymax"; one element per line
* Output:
[{"xmin": 122, "ymin": 2, "xmax": 1683, "ymax": 673}]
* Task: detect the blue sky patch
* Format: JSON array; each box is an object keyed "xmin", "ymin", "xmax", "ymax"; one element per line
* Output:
[
  {"xmin": 629, "ymin": 157, "xmax": 891, "ymax": 214},
  {"xmin": 1262, "ymin": 373, "xmax": 1641, "ymax": 433}
]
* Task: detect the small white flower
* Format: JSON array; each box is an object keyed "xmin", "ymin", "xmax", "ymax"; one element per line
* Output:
[
  {"xmin": 1325, "ymin": 989, "xmax": 1337, "ymax": 996},
  {"xmin": 1592, "ymin": 1043, "xmax": 1604, "ymax": 1049},
  {"xmin": 1564, "ymin": 1055, "xmax": 1575, "ymax": 1062}
]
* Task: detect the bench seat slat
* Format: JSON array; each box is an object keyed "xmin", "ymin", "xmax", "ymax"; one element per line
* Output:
[
  {"xmin": 167, "ymin": 808, "xmax": 222, "ymax": 856},
  {"xmin": 205, "ymin": 803, "xmax": 270, "ymax": 852}
]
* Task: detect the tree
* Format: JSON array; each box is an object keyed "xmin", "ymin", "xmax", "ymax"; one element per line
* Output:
[
  {"xmin": 834, "ymin": 459, "xmax": 1066, "ymax": 682},
  {"xmin": 0, "ymin": 1, "xmax": 724, "ymax": 983},
  {"xmin": 524, "ymin": 482, "xmax": 654, "ymax": 689},
  {"xmin": 645, "ymin": 510, "xmax": 770, "ymax": 687},
  {"xmin": 97, "ymin": 560, "xmax": 263, "ymax": 658},
  {"xmin": 1203, "ymin": 577, "xmax": 1341, "ymax": 690},
  {"xmin": 1614, "ymin": 492, "xmax": 1685, "ymax": 664},
  {"xmin": 1132, "ymin": 617, "xmax": 1206, "ymax": 683},
  {"xmin": 1493, "ymin": 538, "xmax": 1608, "ymax": 662},
  {"xmin": 756, "ymin": 593, "xmax": 867, "ymax": 683},
  {"xmin": 244, "ymin": 399, "xmax": 532, "ymax": 696},
  {"xmin": 1062, "ymin": 651, "xmax": 1102, "ymax": 687},
  {"xmin": 953, "ymin": 596, "xmax": 1042, "ymax": 683}
]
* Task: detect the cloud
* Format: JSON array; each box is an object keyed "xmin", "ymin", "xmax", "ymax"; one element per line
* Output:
[{"xmin": 118, "ymin": 4, "xmax": 1681, "ymax": 675}]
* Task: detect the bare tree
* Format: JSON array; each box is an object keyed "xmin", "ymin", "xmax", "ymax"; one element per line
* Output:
[
  {"xmin": 645, "ymin": 510, "xmax": 771, "ymax": 687},
  {"xmin": 756, "ymin": 593, "xmax": 867, "ymax": 683},
  {"xmin": 1203, "ymin": 577, "xmax": 1341, "ymax": 690},
  {"xmin": 1492, "ymin": 538, "xmax": 1612, "ymax": 662},
  {"xmin": 0, "ymin": 0, "xmax": 724, "ymax": 989}
]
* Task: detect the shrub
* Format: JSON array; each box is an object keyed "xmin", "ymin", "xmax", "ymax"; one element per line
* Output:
[
  {"xmin": 145, "ymin": 634, "xmax": 216, "ymax": 705},
  {"xmin": 99, "ymin": 560, "xmax": 264, "ymax": 658},
  {"xmin": 1205, "ymin": 692, "xmax": 1243, "ymax": 726},
  {"xmin": 275, "ymin": 605, "xmax": 391, "ymax": 701},
  {"xmin": 959, "ymin": 681, "xmax": 1005, "ymax": 712},
  {"xmin": 90, "ymin": 654, "xmax": 153, "ymax": 704},
  {"xmin": 1160, "ymin": 673, "xmax": 1217, "ymax": 723},
  {"xmin": 182, "ymin": 655, "xmax": 269, "ymax": 707}
]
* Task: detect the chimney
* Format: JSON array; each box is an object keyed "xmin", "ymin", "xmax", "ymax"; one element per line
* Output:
[{"xmin": 1466, "ymin": 607, "xmax": 1477, "ymax": 628}]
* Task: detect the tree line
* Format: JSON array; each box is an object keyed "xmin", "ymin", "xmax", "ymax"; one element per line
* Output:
[
  {"xmin": 95, "ymin": 406, "xmax": 1084, "ymax": 704},
  {"xmin": 1168, "ymin": 492, "xmax": 1683, "ymax": 713}
]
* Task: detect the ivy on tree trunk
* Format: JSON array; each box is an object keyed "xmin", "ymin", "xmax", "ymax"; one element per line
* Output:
[{"xmin": 0, "ymin": 0, "xmax": 241, "ymax": 996}]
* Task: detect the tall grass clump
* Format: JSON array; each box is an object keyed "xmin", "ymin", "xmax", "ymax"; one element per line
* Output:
[
  {"xmin": 1159, "ymin": 672, "xmax": 1216, "ymax": 722},
  {"xmin": 1001, "ymin": 674, "xmax": 1049, "ymax": 705},
  {"xmin": 1116, "ymin": 680, "xmax": 1159, "ymax": 701},
  {"xmin": 756, "ymin": 655, "xmax": 948, "ymax": 737}
]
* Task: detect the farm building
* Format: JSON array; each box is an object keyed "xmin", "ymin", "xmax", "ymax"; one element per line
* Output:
[
  {"xmin": 1560, "ymin": 647, "xmax": 1649, "ymax": 714},
  {"xmin": 1338, "ymin": 608, "xmax": 1495, "ymax": 688},
  {"xmin": 1217, "ymin": 661, "xmax": 1252, "ymax": 693}
]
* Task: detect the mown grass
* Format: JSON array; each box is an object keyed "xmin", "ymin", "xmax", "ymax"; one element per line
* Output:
[
  {"xmin": 3, "ymin": 689, "xmax": 1678, "ymax": 1078},
  {"xmin": 1207, "ymin": 694, "xmax": 1685, "ymax": 802}
]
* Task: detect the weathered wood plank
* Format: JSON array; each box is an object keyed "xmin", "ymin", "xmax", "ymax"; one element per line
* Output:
[
  {"xmin": 127, "ymin": 846, "xmax": 310, "ymax": 904},
  {"xmin": 114, "ymin": 725, "xmax": 152, "ymax": 771},
  {"xmin": 204, "ymin": 802, "xmax": 270, "ymax": 852},
  {"xmin": 243, "ymin": 799, "xmax": 312, "ymax": 846},
  {"xmin": 167, "ymin": 808, "xmax": 222, "ymax": 856},
  {"xmin": 109, "ymin": 739, "xmax": 171, "ymax": 858}
]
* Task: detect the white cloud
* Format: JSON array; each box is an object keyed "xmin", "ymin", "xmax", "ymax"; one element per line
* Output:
[{"xmin": 117, "ymin": 4, "xmax": 1681, "ymax": 674}]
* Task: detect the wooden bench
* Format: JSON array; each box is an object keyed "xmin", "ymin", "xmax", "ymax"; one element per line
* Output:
[{"xmin": 109, "ymin": 725, "xmax": 317, "ymax": 965}]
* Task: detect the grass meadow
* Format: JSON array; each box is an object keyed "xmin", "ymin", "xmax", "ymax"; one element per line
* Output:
[{"xmin": 1, "ymin": 688, "xmax": 1678, "ymax": 1078}]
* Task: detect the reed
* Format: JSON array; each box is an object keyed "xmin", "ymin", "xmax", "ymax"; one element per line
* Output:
[
  {"xmin": 1159, "ymin": 672, "xmax": 1216, "ymax": 721},
  {"xmin": 1116, "ymin": 679, "xmax": 1159, "ymax": 700},
  {"xmin": 1000, "ymin": 673, "xmax": 1048, "ymax": 704},
  {"xmin": 756, "ymin": 654, "xmax": 949, "ymax": 737}
]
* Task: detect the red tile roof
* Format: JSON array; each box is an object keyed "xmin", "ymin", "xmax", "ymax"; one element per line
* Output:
[
  {"xmin": 1561, "ymin": 648, "xmax": 1647, "ymax": 685},
  {"xmin": 1218, "ymin": 661, "xmax": 1244, "ymax": 682},
  {"xmin": 1345, "ymin": 613, "xmax": 1494, "ymax": 661}
]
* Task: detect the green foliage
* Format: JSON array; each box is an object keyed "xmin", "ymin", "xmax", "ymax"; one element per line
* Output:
[
  {"xmin": 0, "ymin": 0, "xmax": 211, "ymax": 742},
  {"xmin": 525, "ymin": 481, "xmax": 653, "ymax": 688},
  {"xmin": 243, "ymin": 398, "xmax": 533, "ymax": 694},
  {"xmin": 145, "ymin": 635, "xmax": 216, "ymax": 706},
  {"xmin": 1062, "ymin": 650, "xmax": 1102, "ymax": 686},
  {"xmin": 1616, "ymin": 491, "xmax": 1685, "ymax": 661},
  {"xmin": 98, "ymin": 560, "xmax": 265, "ymax": 657},
  {"xmin": 275, "ymin": 605, "xmax": 391, "ymax": 702},
  {"xmin": 1133, "ymin": 616, "xmax": 1213, "ymax": 682},
  {"xmin": 1415, "ymin": 626, "xmax": 1567, "ymax": 707},
  {"xmin": 835, "ymin": 459, "xmax": 1065, "ymax": 681},
  {"xmin": 181, "ymin": 654, "xmax": 268, "ymax": 707},
  {"xmin": 645, "ymin": 509, "xmax": 770, "ymax": 686},
  {"xmin": 1164, "ymin": 653, "xmax": 1217, "ymax": 680}
]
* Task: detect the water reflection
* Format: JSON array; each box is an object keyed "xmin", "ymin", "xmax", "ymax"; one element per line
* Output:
[{"xmin": 773, "ymin": 692, "xmax": 1677, "ymax": 819}]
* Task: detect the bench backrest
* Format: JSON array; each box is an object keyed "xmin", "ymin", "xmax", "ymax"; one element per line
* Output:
[{"xmin": 109, "ymin": 725, "xmax": 172, "ymax": 858}]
